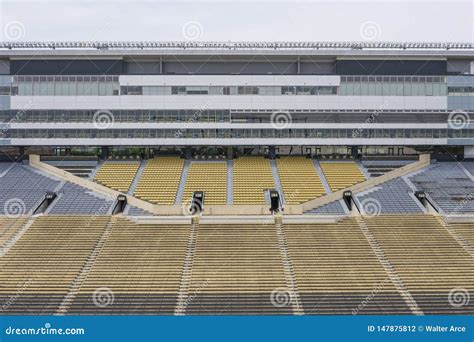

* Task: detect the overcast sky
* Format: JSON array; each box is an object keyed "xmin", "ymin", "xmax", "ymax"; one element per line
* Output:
[{"xmin": 0, "ymin": 0, "xmax": 472, "ymax": 42}]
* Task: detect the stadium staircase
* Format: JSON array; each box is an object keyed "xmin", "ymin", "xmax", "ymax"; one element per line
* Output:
[
  {"xmin": 320, "ymin": 162, "xmax": 366, "ymax": 192},
  {"xmin": 270, "ymin": 159, "xmax": 285, "ymax": 203},
  {"xmin": 174, "ymin": 216, "xmax": 200, "ymax": 316},
  {"xmin": 436, "ymin": 217, "xmax": 474, "ymax": 258},
  {"xmin": 175, "ymin": 160, "xmax": 190, "ymax": 204},
  {"xmin": 226, "ymin": 160, "xmax": 233, "ymax": 204},
  {"xmin": 363, "ymin": 215, "xmax": 474, "ymax": 314},
  {"xmin": 274, "ymin": 215, "xmax": 304, "ymax": 315},
  {"xmin": 233, "ymin": 157, "xmax": 275, "ymax": 205},
  {"xmin": 94, "ymin": 161, "xmax": 141, "ymax": 193},
  {"xmin": 66, "ymin": 218, "xmax": 191, "ymax": 314},
  {"xmin": 313, "ymin": 160, "xmax": 332, "ymax": 193},
  {"xmin": 127, "ymin": 159, "xmax": 148, "ymax": 195},
  {"xmin": 0, "ymin": 217, "xmax": 34, "ymax": 258},
  {"xmin": 276, "ymin": 157, "xmax": 326, "ymax": 204},
  {"xmin": 0, "ymin": 216, "xmax": 111, "ymax": 314},
  {"xmin": 283, "ymin": 218, "xmax": 413, "ymax": 314},
  {"xmin": 56, "ymin": 216, "xmax": 117, "ymax": 315},
  {"xmin": 354, "ymin": 216, "xmax": 423, "ymax": 315}
]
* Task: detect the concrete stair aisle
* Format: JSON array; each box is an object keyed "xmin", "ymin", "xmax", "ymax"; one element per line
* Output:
[
  {"xmin": 176, "ymin": 160, "xmax": 191, "ymax": 204},
  {"xmin": 312, "ymin": 159, "xmax": 332, "ymax": 194},
  {"xmin": 270, "ymin": 159, "xmax": 285, "ymax": 202},
  {"xmin": 274, "ymin": 215, "xmax": 304, "ymax": 315},
  {"xmin": 174, "ymin": 216, "xmax": 199, "ymax": 316},
  {"xmin": 128, "ymin": 159, "xmax": 148, "ymax": 195},
  {"xmin": 227, "ymin": 160, "xmax": 233, "ymax": 204},
  {"xmin": 354, "ymin": 216, "xmax": 423, "ymax": 316},
  {"xmin": 55, "ymin": 217, "xmax": 117, "ymax": 315},
  {"xmin": 0, "ymin": 217, "xmax": 36, "ymax": 257}
]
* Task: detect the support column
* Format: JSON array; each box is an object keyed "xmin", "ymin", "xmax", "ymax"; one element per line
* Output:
[
  {"xmin": 100, "ymin": 146, "xmax": 110, "ymax": 160},
  {"xmin": 226, "ymin": 147, "xmax": 234, "ymax": 160},
  {"xmin": 183, "ymin": 147, "xmax": 193, "ymax": 160},
  {"xmin": 268, "ymin": 146, "xmax": 276, "ymax": 160}
]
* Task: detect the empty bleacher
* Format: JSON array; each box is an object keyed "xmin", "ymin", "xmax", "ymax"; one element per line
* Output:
[
  {"xmin": 0, "ymin": 217, "xmax": 28, "ymax": 247},
  {"xmin": 94, "ymin": 161, "xmax": 140, "ymax": 193},
  {"xmin": 0, "ymin": 216, "xmax": 110, "ymax": 314},
  {"xmin": 320, "ymin": 162, "xmax": 366, "ymax": 192},
  {"xmin": 48, "ymin": 183, "xmax": 113, "ymax": 215},
  {"xmin": 305, "ymin": 200, "xmax": 347, "ymax": 215},
  {"xmin": 134, "ymin": 157, "xmax": 184, "ymax": 204},
  {"xmin": 68, "ymin": 218, "xmax": 191, "ymax": 314},
  {"xmin": 364, "ymin": 215, "xmax": 474, "ymax": 314},
  {"xmin": 233, "ymin": 157, "xmax": 275, "ymax": 204},
  {"xmin": 410, "ymin": 162, "xmax": 474, "ymax": 214},
  {"xmin": 186, "ymin": 224, "xmax": 291, "ymax": 314},
  {"xmin": 182, "ymin": 162, "xmax": 227, "ymax": 204},
  {"xmin": 42, "ymin": 159, "xmax": 99, "ymax": 178},
  {"xmin": 283, "ymin": 218, "xmax": 411, "ymax": 314},
  {"xmin": 361, "ymin": 159, "xmax": 414, "ymax": 178},
  {"xmin": 126, "ymin": 206, "xmax": 153, "ymax": 216},
  {"xmin": 0, "ymin": 164, "xmax": 60, "ymax": 215},
  {"xmin": 447, "ymin": 222, "xmax": 474, "ymax": 246},
  {"xmin": 356, "ymin": 178, "xmax": 424, "ymax": 214},
  {"xmin": 276, "ymin": 157, "xmax": 326, "ymax": 204}
]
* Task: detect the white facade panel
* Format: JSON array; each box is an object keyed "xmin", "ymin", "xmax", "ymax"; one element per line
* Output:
[
  {"xmin": 2, "ymin": 138, "xmax": 449, "ymax": 146},
  {"xmin": 119, "ymin": 75, "xmax": 341, "ymax": 86},
  {"xmin": 7, "ymin": 123, "xmax": 448, "ymax": 129},
  {"xmin": 11, "ymin": 96, "xmax": 448, "ymax": 111}
]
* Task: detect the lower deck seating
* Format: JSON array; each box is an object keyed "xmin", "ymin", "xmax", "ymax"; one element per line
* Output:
[
  {"xmin": 320, "ymin": 162, "xmax": 366, "ymax": 192},
  {"xmin": 94, "ymin": 162, "xmax": 140, "ymax": 193},
  {"xmin": 0, "ymin": 217, "xmax": 28, "ymax": 247},
  {"xmin": 126, "ymin": 206, "xmax": 153, "ymax": 216},
  {"xmin": 356, "ymin": 178, "xmax": 424, "ymax": 214},
  {"xmin": 410, "ymin": 163, "xmax": 474, "ymax": 214},
  {"xmin": 0, "ymin": 216, "xmax": 110, "ymax": 314},
  {"xmin": 0, "ymin": 164, "xmax": 60, "ymax": 216},
  {"xmin": 284, "ymin": 219, "xmax": 411, "ymax": 314},
  {"xmin": 233, "ymin": 157, "xmax": 275, "ymax": 204},
  {"xmin": 134, "ymin": 157, "xmax": 184, "ymax": 204},
  {"xmin": 364, "ymin": 215, "xmax": 474, "ymax": 314},
  {"xmin": 276, "ymin": 157, "xmax": 326, "ymax": 204},
  {"xmin": 68, "ymin": 219, "xmax": 191, "ymax": 314},
  {"xmin": 447, "ymin": 222, "xmax": 474, "ymax": 247},
  {"xmin": 305, "ymin": 200, "xmax": 347, "ymax": 215},
  {"xmin": 48, "ymin": 183, "xmax": 113, "ymax": 215},
  {"xmin": 182, "ymin": 162, "xmax": 227, "ymax": 204},
  {"xmin": 186, "ymin": 224, "xmax": 291, "ymax": 314}
]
